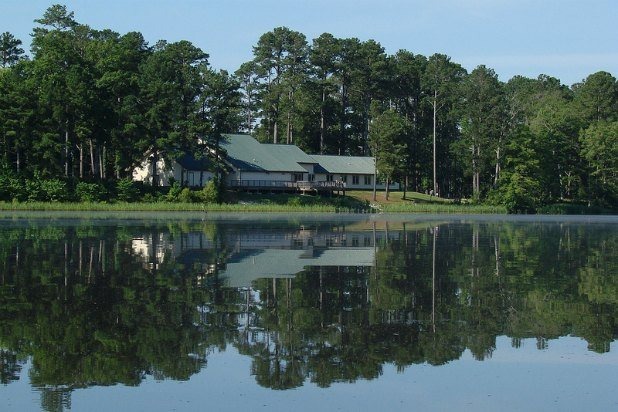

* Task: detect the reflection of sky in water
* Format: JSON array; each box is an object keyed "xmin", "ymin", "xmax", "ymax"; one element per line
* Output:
[
  {"xmin": 55, "ymin": 337, "xmax": 618, "ymax": 412},
  {"xmin": 3, "ymin": 338, "xmax": 615, "ymax": 411}
]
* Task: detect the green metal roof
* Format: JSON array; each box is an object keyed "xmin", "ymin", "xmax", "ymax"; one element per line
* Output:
[
  {"xmin": 220, "ymin": 134, "xmax": 313, "ymax": 173},
  {"xmin": 309, "ymin": 155, "xmax": 375, "ymax": 175},
  {"xmin": 221, "ymin": 247, "xmax": 375, "ymax": 288}
]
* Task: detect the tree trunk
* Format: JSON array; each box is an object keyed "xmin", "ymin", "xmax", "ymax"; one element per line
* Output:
[
  {"xmin": 476, "ymin": 145, "xmax": 481, "ymax": 195},
  {"xmin": 101, "ymin": 144, "xmax": 106, "ymax": 179},
  {"xmin": 64, "ymin": 122, "xmax": 69, "ymax": 178},
  {"xmin": 494, "ymin": 145, "xmax": 501, "ymax": 186},
  {"xmin": 79, "ymin": 144, "xmax": 83, "ymax": 179},
  {"xmin": 320, "ymin": 88, "xmax": 325, "ymax": 154},
  {"xmin": 98, "ymin": 146, "xmax": 103, "ymax": 180},
  {"xmin": 385, "ymin": 177, "xmax": 390, "ymax": 200},
  {"xmin": 151, "ymin": 151, "xmax": 158, "ymax": 187},
  {"xmin": 433, "ymin": 90, "xmax": 438, "ymax": 196},
  {"xmin": 339, "ymin": 83, "xmax": 348, "ymax": 155},
  {"xmin": 286, "ymin": 110, "xmax": 292, "ymax": 144},
  {"xmin": 89, "ymin": 139, "xmax": 95, "ymax": 178},
  {"xmin": 372, "ymin": 158, "xmax": 377, "ymax": 201}
]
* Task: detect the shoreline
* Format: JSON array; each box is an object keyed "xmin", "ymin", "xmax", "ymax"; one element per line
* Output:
[{"xmin": 0, "ymin": 200, "xmax": 506, "ymax": 214}]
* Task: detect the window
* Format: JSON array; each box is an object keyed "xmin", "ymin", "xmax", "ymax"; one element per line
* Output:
[
  {"xmin": 293, "ymin": 173, "xmax": 304, "ymax": 181},
  {"xmin": 326, "ymin": 174, "xmax": 334, "ymax": 182},
  {"xmin": 308, "ymin": 174, "xmax": 315, "ymax": 182},
  {"xmin": 352, "ymin": 175, "xmax": 359, "ymax": 185},
  {"xmin": 364, "ymin": 175, "xmax": 372, "ymax": 185},
  {"xmin": 341, "ymin": 175, "xmax": 347, "ymax": 183}
]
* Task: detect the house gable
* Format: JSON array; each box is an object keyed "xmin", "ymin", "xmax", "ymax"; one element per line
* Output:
[{"xmin": 221, "ymin": 134, "xmax": 312, "ymax": 173}]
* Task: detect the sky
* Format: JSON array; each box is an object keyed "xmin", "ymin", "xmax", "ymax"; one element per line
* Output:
[{"xmin": 2, "ymin": 0, "xmax": 617, "ymax": 86}]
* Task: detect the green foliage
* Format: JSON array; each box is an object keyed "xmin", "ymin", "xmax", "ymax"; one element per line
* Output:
[
  {"xmin": 0, "ymin": 4, "xmax": 615, "ymax": 209},
  {"xmin": 369, "ymin": 108, "xmax": 410, "ymax": 187},
  {"xmin": 492, "ymin": 170, "xmax": 542, "ymax": 213},
  {"xmin": 0, "ymin": 168, "xmax": 25, "ymax": 201},
  {"xmin": 75, "ymin": 182, "xmax": 108, "ymax": 202},
  {"xmin": 489, "ymin": 126, "xmax": 544, "ymax": 213},
  {"xmin": 177, "ymin": 187, "xmax": 195, "ymax": 203},
  {"xmin": 198, "ymin": 180, "xmax": 219, "ymax": 203},
  {"xmin": 22, "ymin": 172, "xmax": 69, "ymax": 202},
  {"xmin": 166, "ymin": 182, "xmax": 183, "ymax": 202},
  {"xmin": 115, "ymin": 178, "xmax": 139, "ymax": 202},
  {"xmin": 580, "ymin": 121, "xmax": 618, "ymax": 207}
]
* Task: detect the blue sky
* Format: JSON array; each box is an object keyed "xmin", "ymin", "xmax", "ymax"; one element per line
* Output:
[{"xmin": 3, "ymin": 0, "xmax": 617, "ymax": 86}]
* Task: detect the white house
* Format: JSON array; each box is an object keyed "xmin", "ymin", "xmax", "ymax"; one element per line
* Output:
[
  {"xmin": 132, "ymin": 152, "xmax": 215, "ymax": 187},
  {"xmin": 132, "ymin": 134, "xmax": 399, "ymax": 192}
]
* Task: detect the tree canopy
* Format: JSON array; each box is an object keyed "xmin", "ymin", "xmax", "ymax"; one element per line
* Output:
[{"xmin": 0, "ymin": 4, "xmax": 616, "ymax": 210}]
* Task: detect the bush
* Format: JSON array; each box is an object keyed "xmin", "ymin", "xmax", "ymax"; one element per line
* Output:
[
  {"xmin": 286, "ymin": 196, "xmax": 303, "ymax": 206},
  {"xmin": 198, "ymin": 181, "xmax": 219, "ymax": 203},
  {"xmin": 166, "ymin": 182, "xmax": 183, "ymax": 201},
  {"xmin": 40, "ymin": 179, "xmax": 69, "ymax": 202},
  {"xmin": 75, "ymin": 181, "xmax": 108, "ymax": 202},
  {"xmin": 178, "ymin": 187, "xmax": 195, "ymax": 203},
  {"xmin": 115, "ymin": 178, "xmax": 139, "ymax": 202},
  {"xmin": 0, "ymin": 170, "xmax": 26, "ymax": 201}
]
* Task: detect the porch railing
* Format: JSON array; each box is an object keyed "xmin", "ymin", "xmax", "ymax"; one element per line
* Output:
[{"xmin": 229, "ymin": 180, "xmax": 345, "ymax": 190}]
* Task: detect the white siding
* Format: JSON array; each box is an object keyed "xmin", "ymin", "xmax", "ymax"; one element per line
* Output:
[
  {"xmin": 133, "ymin": 157, "xmax": 214, "ymax": 187},
  {"xmin": 314, "ymin": 173, "xmax": 399, "ymax": 190},
  {"xmin": 299, "ymin": 163, "xmax": 315, "ymax": 174},
  {"xmin": 132, "ymin": 157, "xmax": 176, "ymax": 186},
  {"xmin": 184, "ymin": 170, "xmax": 214, "ymax": 187},
  {"xmin": 235, "ymin": 172, "xmax": 293, "ymax": 182}
]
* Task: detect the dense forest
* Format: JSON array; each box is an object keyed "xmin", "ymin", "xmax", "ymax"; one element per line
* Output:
[{"xmin": 1, "ymin": 4, "xmax": 616, "ymax": 211}]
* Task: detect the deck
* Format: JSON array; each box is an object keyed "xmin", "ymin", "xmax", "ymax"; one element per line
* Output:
[{"xmin": 229, "ymin": 180, "xmax": 345, "ymax": 193}]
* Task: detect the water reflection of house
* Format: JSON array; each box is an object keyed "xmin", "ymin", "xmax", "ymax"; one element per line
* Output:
[
  {"xmin": 220, "ymin": 247, "xmax": 375, "ymax": 288},
  {"xmin": 131, "ymin": 232, "xmax": 174, "ymax": 269},
  {"xmin": 130, "ymin": 226, "xmax": 388, "ymax": 284}
]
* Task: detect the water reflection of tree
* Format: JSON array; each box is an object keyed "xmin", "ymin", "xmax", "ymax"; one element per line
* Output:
[
  {"xmin": 0, "ymin": 219, "xmax": 616, "ymax": 401},
  {"xmin": 0, "ymin": 223, "xmax": 220, "ymax": 411}
]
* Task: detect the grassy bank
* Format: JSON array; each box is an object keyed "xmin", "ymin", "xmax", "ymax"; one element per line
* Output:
[
  {"xmin": 0, "ymin": 190, "xmax": 510, "ymax": 214},
  {"xmin": 346, "ymin": 190, "xmax": 507, "ymax": 214}
]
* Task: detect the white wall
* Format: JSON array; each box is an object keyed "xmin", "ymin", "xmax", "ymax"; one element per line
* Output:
[
  {"xmin": 132, "ymin": 157, "xmax": 176, "ymax": 186},
  {"xmin": 299, "ymin": 163, "xmax": 315, "ymax": 174},
  {"xmin": 230, "ymin": 171, "xmax": 293, "ymax": 182},
  {"xmin": 314, "ymin": 173, "xmax": 399, "ymax": 190},
  {"xmin": 183, "ymin": 170, "xmax": 215, "ymax": 187},
  {"xmin": 133, "ymin": 157, "xmax": 214, "ymax": 187}
]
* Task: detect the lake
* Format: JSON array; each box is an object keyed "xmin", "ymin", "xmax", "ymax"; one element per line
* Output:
[{"xmin": 0, "ymin": 212, "xmax": 617, "ymax": 411}]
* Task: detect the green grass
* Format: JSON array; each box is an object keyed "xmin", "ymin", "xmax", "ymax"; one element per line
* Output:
[
  {"xmin": 0, "ymin": 200, "xmax": 362, "ymax": 213},
  {"xmin": 537, "ymin": 202, "xmax": 616, "ymax": 215},
  {"xmin": 0, "ymin": 190, "xmax": 507, "ymax": 214},
  {"xmin": 346, "ymin": 190, "xmax": 507, "ymax": 214}
]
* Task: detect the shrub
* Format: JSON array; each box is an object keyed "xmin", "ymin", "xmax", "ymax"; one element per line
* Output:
[
  {"xmin": 166, "ymin": 182, "xmax": 182, "ymax": 201},
  {"xmin": 0, "ymin": 170, "xmax": 26, "ymax": 201},
  {"xmin": 40, "ymin": 179, "xmax": 69, "ymax": 202},
  {"xmin": 198, "ymin": 181, "xmax": 219, "ymax": 203},
  {"xmin": 115, "ymin": 178, "xmax": 139, "ymax": 202},
  {"xmin": 75, "ymin": 182, "xmax": 108, "ymax": 202},
  {"xmin": 178, "ymin": 187, "xmax": 195, "ymax": 203}
]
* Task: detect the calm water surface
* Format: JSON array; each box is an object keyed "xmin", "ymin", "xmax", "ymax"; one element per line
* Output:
[{"xmin": 0, "ymin": 212, "xmax": 617, "ymax": 411}]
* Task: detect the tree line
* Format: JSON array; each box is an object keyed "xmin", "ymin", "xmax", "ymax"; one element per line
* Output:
[{"xmin": 1, "ymin": 4, "xmax": 616, "ymax": 211}]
